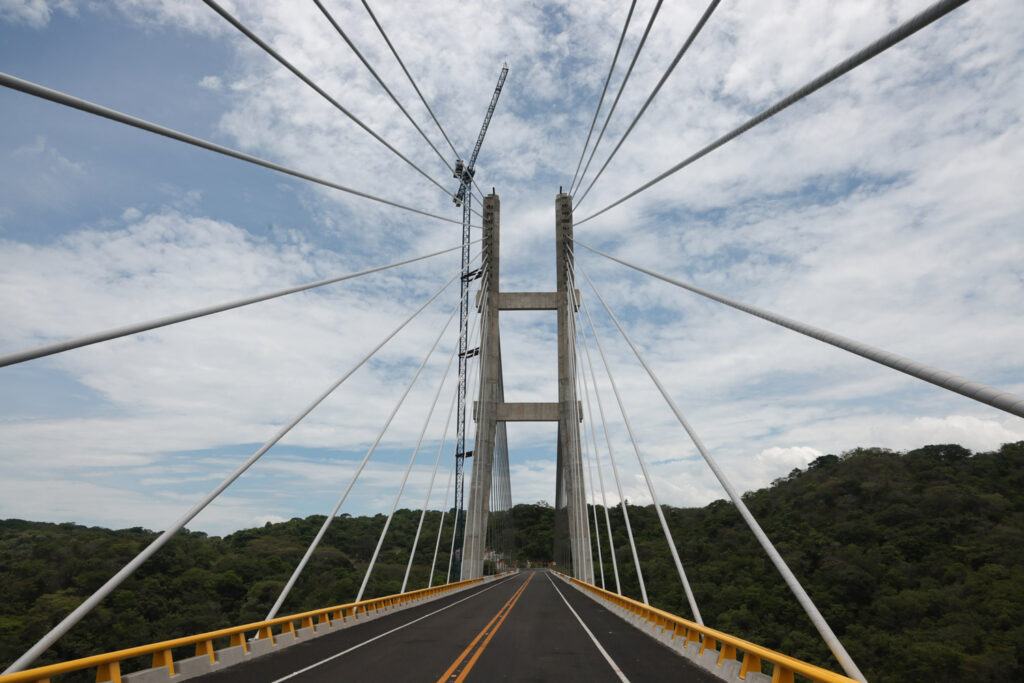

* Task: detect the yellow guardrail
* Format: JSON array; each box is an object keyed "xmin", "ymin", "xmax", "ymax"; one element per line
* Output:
[
  {"xmin": 561, "ymin": 574, "xmax": 858, "ymax": 683},
  {"xmin": 0, "ymin": 577, "xmax": 485, "ymax": 683}
]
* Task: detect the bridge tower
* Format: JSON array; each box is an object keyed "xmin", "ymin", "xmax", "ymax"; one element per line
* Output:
[
  {"xmin": 554, "ymin": 192, "xmax": 593, "ymax": 583},
  {"xmin": 462, "ymin": 192, "xmax": 593, "ymax": 582},
  {"xmin": 462, "ymin": 192, "xmax": 503, "ymax": 580}
]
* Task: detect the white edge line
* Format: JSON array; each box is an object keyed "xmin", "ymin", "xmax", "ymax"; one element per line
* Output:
[
  {"xmin": 270, "ymin": 575, "xmax": 520, "ymax": 683},
  {"xmin": 546, "ymin": 572, "xmax": 630, "ymax": 683}
]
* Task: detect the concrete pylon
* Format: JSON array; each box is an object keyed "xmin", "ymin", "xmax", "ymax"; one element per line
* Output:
[
  {"xmin": 462, "ymin": 192, "xmax": 593, "ymax": 583},
  {"xmin": 462, "ymin": 193, "xmax": 500, "ymax": 580},
  {"xmin": 555, "ymin": 193, "xmax": 593, "ymax": 583}
]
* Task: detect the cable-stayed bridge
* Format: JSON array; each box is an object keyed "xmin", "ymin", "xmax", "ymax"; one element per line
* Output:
[{"xmin": 0, "ymin": 0, "xmax": 1019, "ymax": 681}]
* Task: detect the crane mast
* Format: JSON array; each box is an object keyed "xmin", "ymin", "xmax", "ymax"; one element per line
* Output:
[{"xmin": 452, "ymin": 63, "xmax": 508, "ymax": 578}]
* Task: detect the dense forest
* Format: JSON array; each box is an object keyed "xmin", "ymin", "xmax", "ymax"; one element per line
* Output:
[{"xmin": 1, "ymin": 442, "xmax": 1021, "ymax": 682}]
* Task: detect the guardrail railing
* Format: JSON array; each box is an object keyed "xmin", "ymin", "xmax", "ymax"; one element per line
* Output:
[
  {"xmin": 561, "ymin": 573, "xmax": 858, "ymax": 683},
  {"xmin": 0, "ymin": 576, "xmax": 488, "ymax": 683}
]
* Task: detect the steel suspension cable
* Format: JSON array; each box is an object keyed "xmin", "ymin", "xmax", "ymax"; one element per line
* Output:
[
  {"xmin": 404, "ymin": 302, "xmax": 482, "ymax": 591},
  {"xmin": 444, "ymin": 354, "xmax": 479, "ymax": 584},
  {"xmin": 455, "ymin": 262, "xmax": 494, "ymax": 577},
  {"xmin": 429, "ymin": 290, "xmax": 484, "ymax": 589},
  {"xmin": 489, "ymin": 358, "xmax": 514, "ymax": 572},
  {"xmin": 575, "ymin": 298, "xmax": 648, "ymax": 604},
  {"xmin": 202, "ymin": 0, "xmax": 466, "ymax": 209},
  {"xmin": 573, "ymin": 0, "xmax": 721, "ymax": 210},
  {"xmin": 570, "ymin": 0, "xmax": 664, "ymax": 198},
  {"xmin": 576, "ymin": 241, "xmax": 1024, "ymax": 419},
  {"xmin": 444, "ymin": 455, "xmax": 461, "ymax": 582},
  {"xmin": 428, "ymin": 444, "xmax": 456, "ymax": 587},
  {"xmin": 568, "ymin": 0, "xmax": 637, "ymax": 193},
  {"xmin": 0, "ymin": 73, "xmax": 462, "ymax": 226},
  {"xmin": 575, "ymin": 315, "xmax": 622, "ymax": 594},
  {"xmin": 356, "ymin": 303, "xmax": 464, "ymax": 602},
  {"xmin": 359, "ymin": 0, "xmax": 488, "ymax": 203},
  {"xmin": 446, "ymin": 266, "xmax": 490, "ymax": 584},
  {"xmin": 579, "ymin": 383, "xmax": 603, "ymax": 587},
  {"xmin": 576, "ymin": 262, "xmax": 867, "ymax": 682},
  {"xmin": 265, "ymin": 255, "xmax": 479, "ymax": 619},
  {"xmin": 562, "ymin": 276, "xmax": 584, "ymax": 576},
  {"xmin": 0, "ymin": 243, "xmax": 473, "ymax": 368},
  {"xmin": 576, "ymin": 0, "xmax": 970, "ymax": 225},
  {"xmin": 501, "ymin": 437, "xmax": 514, "ymax": 568},
  {"xmin": 571, "ymin": 263, "xmax": 702, "ymax": 623},
  {"xmin": 311, "ymin": 0, "xmax": 481, "ymax": 204},
  {"xmin": 489, "ymin": 418, "xmax": 513, "ymax": 571},
  {"xmin": 573, "ymin": 321, "xmax": 606, "ymax": 589},
  {"xmin": 563, "ymin": 254, "xmax": 593, "ymax": 581},
  {"xmin": 360, "ymin": 0, "xmax": 456, "ymax": 158},
  {"xmin": 570, "ymin": 292, "xmax": 597, "ymax": 583},
  {"xmin": 569, "ymin": 299, "xmax": 598, "ymax": 589},
  {"xmin": 2, "ymin": 266, "xmax": 462, "ymax": 675},
  {"xmin": 567, "ymin": 304, "xmax": 593, "ymax": 582}
]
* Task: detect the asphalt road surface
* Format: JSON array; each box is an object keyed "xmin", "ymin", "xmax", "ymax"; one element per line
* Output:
[{"xmin": 193, "ymin": 570, "xmax": 721, "ymax": 682}]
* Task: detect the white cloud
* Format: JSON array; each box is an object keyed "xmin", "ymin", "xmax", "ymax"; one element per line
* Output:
[
  {"xmin": 0, "ymin": 0, "xmax": 51, "ymax": 28},
  {"xmin": 893, "ymin": 416, "xmax": 1024, "ymax": 452},
  {"xmin": 1, "ymin": 0, "xmax": 1022, "ymax": 535},
  {"xmin": 110, "ymin": 0, "xmax": 227, "ymax": 35},
  {"xmin": 2, "ymin": 136, "xmax": 87, "ymax": 213},
  {"xmin": 758, "ymin": 445, "xmax": 821, "ymax": 470},
  {"xmin": 197, "ymin": 75, "xmax": 222, "ymax": 91}
]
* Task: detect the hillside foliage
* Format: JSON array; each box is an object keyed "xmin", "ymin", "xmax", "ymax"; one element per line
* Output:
[{"xmin": 1, "ymin": 442, "xmax": 1021, "ymax": 682}]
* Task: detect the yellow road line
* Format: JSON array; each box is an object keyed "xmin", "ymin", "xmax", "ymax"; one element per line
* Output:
[{"xmin": 437, "ymin": 572, "xmax": 534, "ymax": 683}]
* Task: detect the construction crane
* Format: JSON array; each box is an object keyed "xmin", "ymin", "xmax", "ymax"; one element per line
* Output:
[{"xmin": 452, "ymin": 63, "xmax": 508, "ymax": 579}]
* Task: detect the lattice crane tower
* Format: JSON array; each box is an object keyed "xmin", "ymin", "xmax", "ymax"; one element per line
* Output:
[{"xmin": 451, "ymin": 63, "xmax": 509, "ymax": 578}]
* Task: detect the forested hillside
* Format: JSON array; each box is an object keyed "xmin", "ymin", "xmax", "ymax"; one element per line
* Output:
[
  {"xmin": 1, "ymin": 442, "xmax": 1021, "ymax": 682},
  {"xmin": 590, "ymin": 442, "xmax": 1024, "ymax": 682}
]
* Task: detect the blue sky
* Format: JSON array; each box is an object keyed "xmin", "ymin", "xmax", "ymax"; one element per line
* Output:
[{"xmin": 1, "ymin": 0, "xmax": 1022, "ymax": 536}]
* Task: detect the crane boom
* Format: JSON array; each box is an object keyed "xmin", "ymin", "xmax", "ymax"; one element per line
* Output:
[
  {"xmin": 468, "ymin": 65, "xmax": 508, "ymax": 171},
  {"xmin": 454, "ymin": 63, "xmax": 508, "ymax": 204}
]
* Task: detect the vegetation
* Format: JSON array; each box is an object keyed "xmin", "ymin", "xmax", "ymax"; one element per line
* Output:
[
  {"xmin": 1, "ymin": 442, "xmax": 1021, "ymax": 682},
  {"xmin": 588, "ymin": 442, "xmax": 1024, "ymax": 682}
]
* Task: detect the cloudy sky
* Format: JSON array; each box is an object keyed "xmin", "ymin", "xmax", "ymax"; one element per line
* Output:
[{"xmin": 1, "ymin": 0, "xmax": 1021, "ymax": 536}]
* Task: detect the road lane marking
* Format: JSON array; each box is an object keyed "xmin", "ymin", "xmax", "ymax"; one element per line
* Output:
[
  {"xmin": 546, "ymin": 572, "xmax": 630, "ymax": 683},
  {"xmin": 270, "ymin": 574, "xmax": 519, "ymax": 683},
  {"xmin": 447, "ymin": 574, "xmax": 533, "ymax": 682},
  {"xmin": 436, "ymin": 572, "xmax": 535, "ymax": 682}
]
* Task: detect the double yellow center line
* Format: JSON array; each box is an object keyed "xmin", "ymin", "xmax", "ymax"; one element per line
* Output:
[{"xmin": 436, "ymin": 573, "xmax": 535, "ymax": 682}]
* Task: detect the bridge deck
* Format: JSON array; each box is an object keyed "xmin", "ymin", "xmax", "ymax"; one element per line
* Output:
[{"xmin": 193, "ymin": 570, "xmax": 719, "ymax": 682}]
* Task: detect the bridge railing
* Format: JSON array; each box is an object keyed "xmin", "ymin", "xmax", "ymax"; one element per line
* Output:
[
  {"xmin": 0, "ymin": 577, "xmax": 486, "ymax": 683},
  {"xmin": 564, "ymin": 575, "xmax": 859, "ymax": 683}
]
